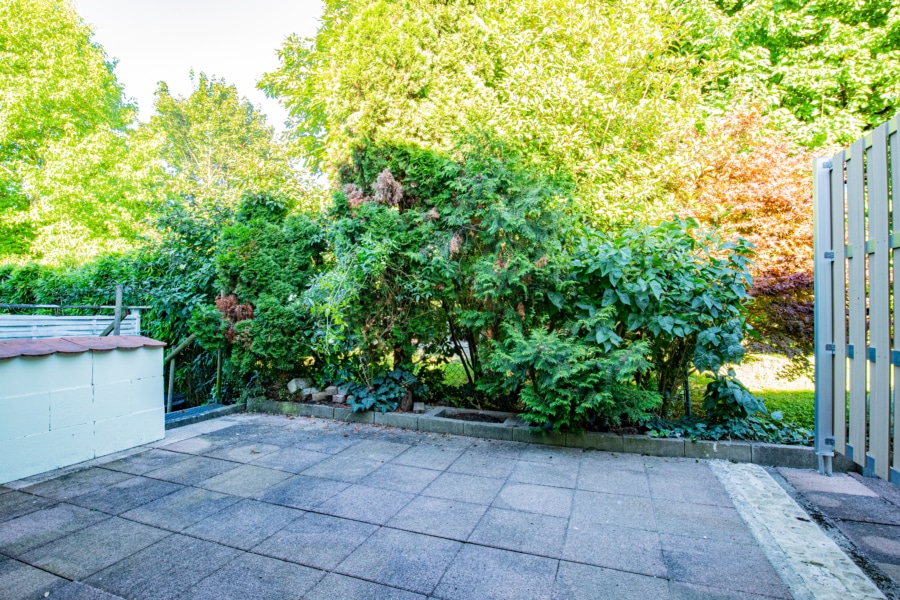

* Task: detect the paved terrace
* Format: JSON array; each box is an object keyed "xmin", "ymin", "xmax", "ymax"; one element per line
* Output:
[{"xmin": 0, "ymin": 414, "xmax": 884, "ymax": 599}]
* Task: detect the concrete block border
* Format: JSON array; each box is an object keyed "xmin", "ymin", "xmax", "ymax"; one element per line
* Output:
[{"xmin": 247, "ymin": 400, "xmax": 855, "ymax": 471}]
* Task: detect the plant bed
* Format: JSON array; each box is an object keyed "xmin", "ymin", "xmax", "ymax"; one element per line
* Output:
[{"xmin": 443, "ymin": 412, "xmax": 505, "ymax": 424}]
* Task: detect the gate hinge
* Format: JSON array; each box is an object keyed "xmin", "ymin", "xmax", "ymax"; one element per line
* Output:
[
  {"xmin": 825, "ymin": 437, "xmax": 835, "ymax": 446},
  {"xmin": 823, "ymin": 160, "xmax": 833, "ymax": 169},
  {"xmin": 823, "ymin": 251, "xmax": 835, "ymax": 261},
  {"xmin": 825, "ymin": 343, "xmax": 836, "ymax": 354}
]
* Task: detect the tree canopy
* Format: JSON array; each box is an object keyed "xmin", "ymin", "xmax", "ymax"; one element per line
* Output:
[{"xmin": 0, "ymin": 0, "xmax": 151, "ymax": 265}]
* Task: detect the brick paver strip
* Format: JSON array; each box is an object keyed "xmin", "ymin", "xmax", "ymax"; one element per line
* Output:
[{"xmin": 0, "ymin": 413, "xmax": 891, "ymax": 600}]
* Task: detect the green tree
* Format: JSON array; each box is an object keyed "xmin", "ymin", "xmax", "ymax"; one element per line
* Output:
[
  {"xmin": 148, "ymin": 73, "xmax": 318, "ymax": 212},
  {"xmin": 0, "ymin": 0, "xmax": 153, "ymax": 265},
  {"xmin": 703, "ymin": 0, "xmax": 900, "ymax": 147},
  {"xmin": 262, "ymin": 0, "xmax": 714, "ymax": 223}
]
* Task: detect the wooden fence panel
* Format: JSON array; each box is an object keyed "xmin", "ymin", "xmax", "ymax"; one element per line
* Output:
[
  {"xmin": 867, "ymin": 123, "xmax": 891, "ymax": 480},
  {"xmin": 0, "ymin": 314, "xmax": 141, "ymax": 340},
  {"xmin": 831, "ymin": 152, "xmax": 847, "ymax": 455},
  {"xmin": 846, "ymin": 138, "xmax": 867, "ymax": 468}
]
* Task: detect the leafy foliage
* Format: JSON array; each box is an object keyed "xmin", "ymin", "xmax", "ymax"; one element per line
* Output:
[
  {"xmin": 569, "ymin": 218, "xmax": 754, "ymax": 413},
  {"xmin": 0, "ymin": 0, "xmax": 154, "ymax": 264},
  {"xmin": 342, "ymin": 369, "xmax": 419, "ymax": 413}
]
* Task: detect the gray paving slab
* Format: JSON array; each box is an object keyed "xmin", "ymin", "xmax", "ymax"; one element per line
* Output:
[
  {"xmin": 0, "ymin": 503, "xmax": 107, "ymax": 557},
  {"xmin": 563, "ymin": 522, "xmax": 667, "ymax": 577},
  {"xmin": 305, "ymin": 573, "xmax": 426, "ymax": 600},
  {"xmin": 804, "ymin": 491, "xmax": 900, "ymax": 525},
  {"xmin": 198, "ymin": 464, "xmax": 292, "ymax": 497},
  {"xmin": 336, "ymin": 439, "xmax": 411, "ymax": 462},
  {"xmin": 468, "ymin": 507, "xmax": 567, "ymax": 557},
  {"xmin": 205, "ymin": 441, "xmax": 283, "ymax": 463},
  {"xmin": 518, "ymin": 444, "xmax": 582, "ymax": 464},
  {"xmin": 248, "ymin": 447, "xmax": 330, "ymax": 473},
  {"xmin": 653, "ymin": 500, "xmax": 757, "ymax": 545},
  {"xmin": 448, "ymin": 450, "xmax": 518, "ymax": 479},
  {"xmin": 835, "ymin": 520, "xmax": 900, "ymax": 564},
  {"xmin": 301, "ymin": 455, "xmax": 386, "ymax": 482},
  {"xmin": 20, "ymin": 517, "xmax": 170, "ymax": 580},
  {"xmin": 258, "ymin": 474, "xmax": 350, "ymax": 510},
  {"xmin": 387, "ymin": 495, "xmax": 488, "ymax": 541},
  {"xmin": 510, "ymin": 459, "xmax": 579, "ymax": 488},
  {"xmin": 121, "ymin": 486, "xmax": 240, "ymax": 531},
  {"xmin": 318, "ymin": 484, "xmax": 415, "ymax": 525},
  {"xmin": 291, "ymin": 432, "xmax": 360, "ymax": 454},
  {"xmin": 432, "ymin": 543, "xmax": 558, "ymax": 600},
  {"xmin": 580, "ymin": 450, "xmax": 648, "ymax": 472},
  {"xmin": 100, "ymin": 449, "xmax": 191, "ymax": 475},
  {"xmin": 552, "ymin": 560, "xmax": 670, "ymax": 600},
  {"xmin": 83, "ymin": 534, "xmax": 242, "ymax": 600},
  {"xmin": 648, "ymin": 468, "xmax": 733, "ymax": 507},
  {"xmin": 337, "ymin": 527, "xmax": 461, "ymax": 595},
  {"xmin": 361, "ymin": 463, "xmax": 442, "ymax": 494},
  {"xmin": 421, "ymin": 472, "xmax": 505, "ymax": 505},
  {"xmin": 183, "ymin": 498, "xmax": 303, "ymax": 550},
  {"xmin": 22, "ymin": 468, "xmax": 131, "ymax": 502},
  {"xmin": 253, "ymin": 511, "xmax": 377, "ymax": 570},
  {"xmin": 143, "ymin": 454, "xmax": 238, "ymax": 485},
  {"xmin": 159, "ymin": 434, "xmax": 225, "ymax": 455},
  {"xmin": 570, "ymin": 489, "xmax": 656, "ymax": 530},
  {"xmin": 492, "ymin": 482, "xmax": 573, "ymax": 518},
  {"xmin": 391, "ymin": 444, "xmax": 465, "ymax": 471},
  {"xmin": 577, "ymin": 463, "xmax": 650, "ymax": 496},
  {"xmin": 68, "ymin": 476, "xmax": 183, "ymax": 515},
  {"xmin": 177, "ymin": 552, "xmax": 323, "ymax": 600},
  {"xmin": 465, "ymin": 439, "xmax": 527, "ymax": 460},
  {"xmin": 0, "ymin": 556, "xmax": 69, "ymax": 600},
  {"xmin": 661, "ymin": 534, "xmax": 791, "ymax": 599},
  {"xmin": 51, "ymin": 581, "xmax": 127, "ymax": 599},
  {"xmin": 668, "ymin": 581, "xmax": 778, "ymax": 599}
]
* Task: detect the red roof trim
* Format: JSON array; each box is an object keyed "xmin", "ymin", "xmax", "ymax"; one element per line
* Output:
[{"xmin": 0, "ymin": 336, "xmax": 166, "ymax": 360}]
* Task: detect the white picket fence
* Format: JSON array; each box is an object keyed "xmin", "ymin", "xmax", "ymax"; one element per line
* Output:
[
  {"xmin": 814, "ymin": 116, "xmax": 899, "ymax": 485},
  {"xmin": 0, "ymin": 313, "xmax": 141, "ymax": 340}
]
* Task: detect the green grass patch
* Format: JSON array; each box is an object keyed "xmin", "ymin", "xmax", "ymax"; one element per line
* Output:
[{"xmin": 757, "ymin": 390, "xmax": 814, "ymax": 430}]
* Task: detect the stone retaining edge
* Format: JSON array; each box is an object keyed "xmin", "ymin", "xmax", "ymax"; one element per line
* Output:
[
  {"xmin": 247, "ymin": 399, "xmax": 856, "ymax": 471},
  {"xmin": 164, "ymin": 403, "xmax": 244, "ymax": 430}
]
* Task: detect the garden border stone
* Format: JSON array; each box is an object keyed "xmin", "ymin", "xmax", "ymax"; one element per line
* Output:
[
  {"xmin": 247, "ymin": 400, "xmax": 857, "ymax": 471},
  {"xmin": 684, "ymin": 439, "xmax": 752, "ymax": 462}
]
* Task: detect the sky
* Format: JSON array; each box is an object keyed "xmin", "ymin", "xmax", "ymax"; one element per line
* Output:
[{"xmin": 74, "ymin": 0, "xmax": 324, "ymax": 131}]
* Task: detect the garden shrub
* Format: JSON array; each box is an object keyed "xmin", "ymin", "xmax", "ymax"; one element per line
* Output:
[
  {"xmin": 189, "ymin": 192, "xmax": 326, "ymax": 396},
  {"xmin": 567, "ymin": 218, "xmax": 754, "ymax": 415}
]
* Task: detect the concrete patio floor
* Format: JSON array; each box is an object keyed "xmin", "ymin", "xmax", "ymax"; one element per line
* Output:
[{"xmin": 0, "ymin": 413, "xmax": 881, "ymax": 599}]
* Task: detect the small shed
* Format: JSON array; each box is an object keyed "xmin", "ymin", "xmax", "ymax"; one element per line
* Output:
[{"xmin": 0, "ymin": 335, "xmax": 166, "ymax": 484}]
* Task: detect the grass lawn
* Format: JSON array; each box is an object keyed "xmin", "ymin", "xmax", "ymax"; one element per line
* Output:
[{"xmin": 687, "ymin": 354, "xmax": 814, "ymax": 429}]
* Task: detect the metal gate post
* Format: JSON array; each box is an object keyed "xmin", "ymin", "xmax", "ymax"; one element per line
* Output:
[{"xmin": 813, "ymin": 157, "xmax": 835, "ymax": 476}]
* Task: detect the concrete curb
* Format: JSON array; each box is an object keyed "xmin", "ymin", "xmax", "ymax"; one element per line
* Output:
[
  {"xmin": 247, "ymin": 400, "xmax": 854, "ymax": 471},
  {"xmin": 164, "ymin": 403, "xmax": 243, "ymax": 430}
]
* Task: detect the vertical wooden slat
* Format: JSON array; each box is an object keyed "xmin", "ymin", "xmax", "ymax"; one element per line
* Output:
[
  {"xmin": 847, "ymin": 138, "xmax": 867, "ymax": 467},
  {"xmin": 891, "ymin": 119, "xmax": 900, "ymax": 483},
  {"xmin": 867, "ymin": 123, "xmax": 891, "ymax": 480},
  {"xmin": 814, "ymin": 157, "xmax": 835, "ymax": 466},
  {"xmin": 831, "ymin": 152, "xmax": 847, "ymax": 454}
]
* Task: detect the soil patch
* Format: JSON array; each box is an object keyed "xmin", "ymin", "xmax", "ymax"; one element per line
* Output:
[{"xmin": 443, "ymin": 412, "xmax": 505, "ymax": 424}]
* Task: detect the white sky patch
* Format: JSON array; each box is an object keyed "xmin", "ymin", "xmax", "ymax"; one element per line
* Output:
[{"xmin": 74, "ymin": 0, "xmax": 324, "ymax": 131}]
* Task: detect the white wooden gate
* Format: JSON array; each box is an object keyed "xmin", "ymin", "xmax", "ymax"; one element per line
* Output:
[{"xmin": 814, "ymin": 117, "xmax": 899, "ymax": 484}]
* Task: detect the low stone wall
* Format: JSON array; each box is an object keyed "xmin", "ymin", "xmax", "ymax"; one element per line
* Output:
[
  {"xmin": 248, "ymin": 400, "xmax": 855, "ymax": 471},
  {"xmin": 0, "ymin": 336, "xmax": 166, "ymax": 484}
]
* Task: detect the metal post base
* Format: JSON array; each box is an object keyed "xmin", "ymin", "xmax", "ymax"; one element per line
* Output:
[{"xmin": 818, "ymin": 454, "xmax": 834, "ymax": 477}]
